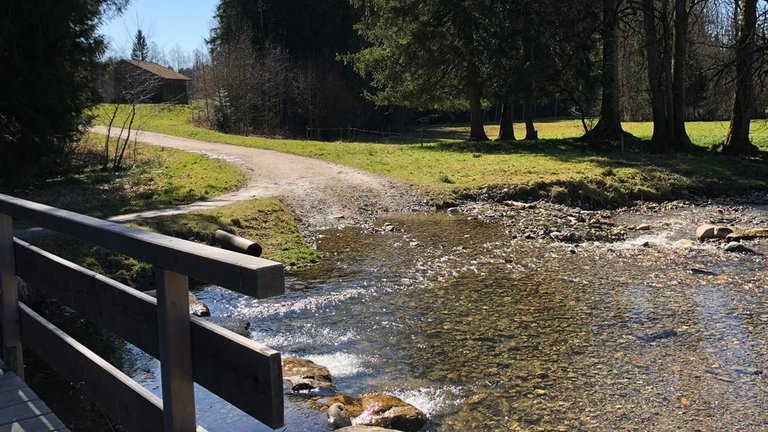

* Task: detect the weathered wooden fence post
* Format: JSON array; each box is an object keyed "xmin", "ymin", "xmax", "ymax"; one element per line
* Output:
[
  {"xmin": 156, "ymin": 268, "xmax": 196, "ymax": 431},
  {"xmin": 0, "ymin": 214, "xmax": 22, "ymax": 378}
]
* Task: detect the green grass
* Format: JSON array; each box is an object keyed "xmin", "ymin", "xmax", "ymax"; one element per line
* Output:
[
  {"xmin": 27, "ymin": 198, "xmax": 320, "ymax": 294},
  {"xmin": 22, "ymin": 132, "xmax": 318, "ymax": 282},
  {"xmin": 20, "ymin": 133, "xmax": 245, "ymax": 218},
  {"xmin": 93, "ymin": 104, "xmax": 768, "ymax": 207},
  {"xmin": 131, "ymin": 199, "xmax": 321, "ymax": 269}
]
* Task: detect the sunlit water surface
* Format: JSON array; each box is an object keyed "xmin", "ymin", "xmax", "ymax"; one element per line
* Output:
[{"xmin": 121, "ymin": 206, "xmax": 768, "ymax": 431}]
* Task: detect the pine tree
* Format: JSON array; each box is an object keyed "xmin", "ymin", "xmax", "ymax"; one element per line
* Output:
[
  {"xmin": 349, "ymin": 0, "xmax": 492, "ymax": 141},
  {"xmin": 131, "ymin": 29, "xmax": 148, "ymax": 61},
  {"xmin": 0, "ymin": 0, "xmax": 128, "ymax": 185}
]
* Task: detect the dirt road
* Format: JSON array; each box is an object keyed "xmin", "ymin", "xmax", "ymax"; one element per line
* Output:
[{"xmin": 91, "ymin": 127, "xmax": 426, "ymax": 233}]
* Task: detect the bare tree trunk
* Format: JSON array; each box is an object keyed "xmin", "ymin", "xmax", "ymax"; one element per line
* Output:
[
  {"xmin": 643, "ymin": 0, "xmax": 674, "ymax": 151},
  {"xmin": 467, "ymin": 61, "xmax": 488, "ymax": 141},
  {"xmin": 103, "ymin": 102, "xmax": 121, "ymax": 170},
  {"xmin": 115, "ymin": 104, "xmax": 137, "ymax": 170},
  {"xmin": 523, "ymin": 99, "xmax": 538, "ymax": 140},
  {"xmin": 497, "ymin": 95, "xmax": 516, "ymax": 141},
  {"xmin": 723, "ymin": 0, "xmax": 759, "ymax": 155},
  {"xmin": 589, "ymin": 0, "xmax": 624, "ymax": 141},
  {"xmin": 672, "ymin": 0, "xmax": 693, "ymax": 149}
]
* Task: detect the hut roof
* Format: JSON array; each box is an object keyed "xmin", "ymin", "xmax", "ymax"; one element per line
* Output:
[{"xmin": 125, "ymin": 60, "xmax": 191, "ymax": 81}]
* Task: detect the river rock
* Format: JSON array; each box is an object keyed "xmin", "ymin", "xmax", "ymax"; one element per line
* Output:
[
  {"xmin": 696, "ymin": 224, "xmax": 717, "ymax": 241},
  {"xmin": 355, "ymin": 394, "xmax": 427, "ymax": 432},
  {"xmin": 724, "ymin": 241, "xmax": 756, "ymax": 254},
  {"xmin": 447, "ymin": 207, "xmax": 461, "ymax": 215},
  {"xmin": 504, "ymin": 200, "xmax": 534, "ymax": 210},
  {"xmin": 313, "ymin": 395, "xmax": 363, "ymax": 417},
  {"xmin": 336, "ymin": 427, "xmax": 401, "ymax": 432},
  {"xmin": 726, "ymin": 228, "xmax": 768, "ymax": 242},
  {"xmin": 282, "ymin": 357, "xmax": 337, "ymax": 393},
  {"xmin": 696, "ymin": 224, "xmax": 736, "ymax": 241},
  {"xmin": 143, "ymin": 290, "xmax": 210, "ymax": 317},
  {"xmin": 635, "ymin": 224, "xmax": 652, "ymax": 231},
  {"xmin": 206, "ymin": 315, "xmax": 250, "ymax": 337},
  {"xmin": 714, "ymin": 226, "xmax": 734, "ymax": 238},
  {"xmin": 328, "ymin": 403, "xmax": 353, "ymax": 429}
]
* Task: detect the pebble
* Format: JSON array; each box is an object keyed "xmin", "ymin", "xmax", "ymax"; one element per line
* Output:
[
  {"xmin": 724, "ymin": 241, "xmax": 756, "ymax": 254},
  {"xmin": 452, "ymin": 201, "xmax": 626, "ymax": 243}
]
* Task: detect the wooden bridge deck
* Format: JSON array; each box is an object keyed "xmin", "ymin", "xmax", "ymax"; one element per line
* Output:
[{"xmin": 0, "ymin": 365, "xmax": 68, "ymax": 432}]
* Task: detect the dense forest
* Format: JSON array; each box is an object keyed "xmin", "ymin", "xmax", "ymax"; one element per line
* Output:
[
  {"xmin": 1, "ymin": 0, "xmax": 767, "ymax": 186},
  {"xmin": 0, "ymin": 0, "xmax": 129, "ymax": 184},
  {"xmin": 195, "ymin": 0, "xmax": 768, "ymax": 154}
]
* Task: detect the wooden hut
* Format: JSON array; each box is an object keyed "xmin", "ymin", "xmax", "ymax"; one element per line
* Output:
[{"xmin": 101, "ymin": 60, "xmax": 192, "ymax": 104}]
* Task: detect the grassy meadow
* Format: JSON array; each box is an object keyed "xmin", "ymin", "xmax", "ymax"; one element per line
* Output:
[
  {"xmin": 93, "ymin": 104, "xmax": 768, "ymax": 206},
  {"xmin": 21, "ymin": 133, "xmax": 245, "ymax": 218},
  {"xmin": 22, "ymin": 132, "xmax": 320, "ymax": 281}
]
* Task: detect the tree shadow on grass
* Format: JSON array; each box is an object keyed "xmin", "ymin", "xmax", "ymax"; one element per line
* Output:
[
  {"xmin": 20, "ymin": 171, "xmax": 205, "ymax": 220},
  {"xmin": 419, "ymin": 136, "xmax": 767, "ymax": 174},
  {"xmin": 418, "ymin": 136, "xmax": 768, "ymax": 205},
  {"xmin": 133, "ymin": 213, "xmax": 226, "ymax": 245}
]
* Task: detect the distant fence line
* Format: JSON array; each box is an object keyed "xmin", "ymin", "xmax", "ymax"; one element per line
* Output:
[{"xmin": 305, "ymin": 126, "xmax": 402, "ymax": 141}]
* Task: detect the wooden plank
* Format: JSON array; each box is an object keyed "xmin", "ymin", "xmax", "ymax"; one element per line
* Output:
[
  {"xmin": 0, "ymin": 373, "xmax": 66, "ymax": 431},
  {"xmin": 18, "ymin": 303, "xmax": 164, "ymax": 432},
  {"xmin": 0, "ymin": 215, "xmax": 22, "ymax": 378},
  {"xmin": 0, "ymin": 386, "xmax": 39, "ymax": 407},
  {"xmin": 14, "ymin": 240, "xmax": 160, "ymax": 356},
  {"xmin": 0, "ymin": 414, "xmax": 67, "ymax": 432},
  {"xmin": 190, "ymin": 318, "xmax": 284, "ymax": 428},
  {"xmin": 156, "ymin": 269, "xmax": 196, "ymax": 432},
  {"xmin": 14, "ymin": 240, "xmax": 284, "ymax": 428},
  {"xmin": 0, "ymin": 193, "xmax": 284, "ymax": 299},
  {"xmin": 0, "ymin": 398, "xmax": 51, "ymax": 425},
  {"xmin": 0, "ymin": 374, "xmax": 26, "ymax": 393}
]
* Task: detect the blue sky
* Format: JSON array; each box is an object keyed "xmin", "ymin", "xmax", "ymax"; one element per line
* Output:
[{"xmin": 99, "ymin": 0, "xmax": 218, "ymax": 62}]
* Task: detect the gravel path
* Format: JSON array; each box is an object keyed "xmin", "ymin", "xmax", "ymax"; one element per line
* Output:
[{"xmin": 91, "ymin": 127, "xmax": 426, "ymax": 234}]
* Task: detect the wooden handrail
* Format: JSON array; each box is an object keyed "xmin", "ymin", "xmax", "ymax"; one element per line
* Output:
[
  {"xmin": 0, "ymin": 193, "xmax": 284, "ymax": 299},
  {"xmin": 0, "ymin": 194, "xmax": 286, "ymax": 431}
]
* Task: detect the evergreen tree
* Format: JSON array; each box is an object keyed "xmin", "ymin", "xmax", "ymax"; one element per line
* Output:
[
  {"xmin": 349, "ymin": 0, "xmax": 493, "ymax": 141},
  {"xmin": 0, "ymin": 0, "xmax": 128, "ymax": 186},
  {"xmin": 131, "ymin": 29, "xmax": 148, "ymax": 61}
]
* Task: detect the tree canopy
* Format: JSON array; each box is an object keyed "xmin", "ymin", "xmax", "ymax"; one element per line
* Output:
[{"xmin": 0, "ymin": 0, "xmax": 129, "ymax": 186}]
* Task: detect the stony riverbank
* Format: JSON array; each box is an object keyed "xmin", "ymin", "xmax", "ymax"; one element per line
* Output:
[{"xmin": 428, "ymin": 192, "xmax": 768, "ymax": 246}]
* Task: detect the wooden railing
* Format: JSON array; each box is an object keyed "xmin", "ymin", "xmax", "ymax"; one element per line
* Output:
[{"xmin": 0, "ymin": 193, "xmax": 286, "ymax": 431}]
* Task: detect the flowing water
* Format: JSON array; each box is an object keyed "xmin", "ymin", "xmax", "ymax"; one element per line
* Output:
[{"xmin": 122, "ymin": 204, "xmax": 768, "ymax": 431}]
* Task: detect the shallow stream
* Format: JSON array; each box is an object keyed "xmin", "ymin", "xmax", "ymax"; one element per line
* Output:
[{"xmin": 123, "ymin": 203, "xmax": 768, "ymax": 431}]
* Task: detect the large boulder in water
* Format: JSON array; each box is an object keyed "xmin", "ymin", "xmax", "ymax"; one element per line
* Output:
[
  {"xmin": 313, "ymin": 394, "xmax": 363, "ymax": 417},
  {"xmin": 726, "ymin": 228, "xmax": 768, "ymax": 242},
  {"xmin": 328, "ymin": 403, "xmax": 353, "ymax": 429},
  {"xmin": 355, "ymin": 394, "xmax": 427, "ymax": 432},
  {"xmin": 696, "ymin": 224, "xmax": 733, "ymax": 242},
  {"xmin": 282, "ymin": 357, "xmax": 337, "ymax": 393},
  {"xmin": 714, "ymin": 226, "xmax": 734, "ymax": 239},
  {"xmin": 143, "ymin": 290, "xmax": 210, "ymax": 317},
  {"xmin": 336, "ymin": 427, "xmax": 402, "ymax": 432},
  {"xmin": 696, "ymin": 224, "xmax": 717, "ymax": 241},
  {"xmin": 724, "ymin": 241, "xmax": 757, "ymax": 254}
]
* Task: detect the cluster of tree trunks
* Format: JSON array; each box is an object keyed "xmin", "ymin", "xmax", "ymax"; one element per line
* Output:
[{"xmin": 722, "ymin": 0, "xmax": 760, "ymax": 155}]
